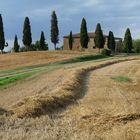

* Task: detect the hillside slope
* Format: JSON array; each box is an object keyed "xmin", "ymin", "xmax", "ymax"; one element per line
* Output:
[
  {"xmin": 0, "ymin": 51, "xmax": 91, "ymax": 71},
  {"xmin": 0, "ymin": 56, "xmax": 140, "ymax": 140}
]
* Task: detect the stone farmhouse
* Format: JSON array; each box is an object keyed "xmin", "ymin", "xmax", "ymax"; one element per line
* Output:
[{"xmin": 63, "ymin": 32, "xmax": 122, "ymax": 52}]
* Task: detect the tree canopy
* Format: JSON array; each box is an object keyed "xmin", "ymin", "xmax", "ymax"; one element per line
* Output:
[
  {"xmin": 39, "ymin": 31, "xmax": 46, "ymax": 50},
  {"xmin": 13, "ymin": 35, "xmax": 20, "ymax": 52},
  {"xmin": 107, "ymin": 31, "xmax": 115, "ymax": 52},
  {"xmin": 80, "ymin": 18, "xmax": 89, "ymax": 49},
  {"xmin": 94, "ymin": 23, "xmax": 104, "ymax": 52},
  {"xmin": 23, "ymin": 17, "xmax": 32, "ymax": 50},
  {"xmin": 123, "ymin": 28, "xmax": 132, "ymax": 53},
  {"xmin": 69, "ymin": 31, "xmax": 73, "ymax": 50},
  {"xmin": 51, "ymin": 11, "xmax": 59, "ymax": 50},
  {"xmin": 0, "ymin": 14, "xmax": 5, "ymax": 53}
]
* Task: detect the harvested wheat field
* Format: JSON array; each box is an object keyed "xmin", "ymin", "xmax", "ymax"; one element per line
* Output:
[
  {"xmin": 0, "ymin": 51, "xmax": 91, "ymax": 71},
  {"xmin": 0, "ymin": 53, "xmax": 140, "ymax": 140}
]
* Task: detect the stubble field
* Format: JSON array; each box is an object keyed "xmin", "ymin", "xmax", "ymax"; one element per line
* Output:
[{"xmin": 0, "ymin": 51, "xmax": 140, "ymax": 140}]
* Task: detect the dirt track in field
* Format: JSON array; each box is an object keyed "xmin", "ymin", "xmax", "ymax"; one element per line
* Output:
[
  {"xmin": 0, "ymin": 69, "xmax": 70, "ymax": 109},
  {"xmin": 0, "ymin": 51, "xmax": 91, "ymax": 71},
  {"xmin": 0, "ymin": 57, "xmax": 140, "ymax": 140}
]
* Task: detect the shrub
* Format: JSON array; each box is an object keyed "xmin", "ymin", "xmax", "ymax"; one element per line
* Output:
[
  {"xmin": 20, "ymin": 45, "xmax": 36, "ymax": 52},
  {"xmin": 19, "ymin": 42, "xmax": 49, "ymax": 52},
  {"xmin": 101, "ymin": 49, "xmax": 111, "ymax": 56},
  {"xmin": 134, "ymin": 45, "xmax": 140, "ymax": 53},
  {"xmin": 20, "ymin": 47, "xmax": 27, "ymax": 52},
  {"xmin": 133, "ymin": 39, "xmax": 140, "ymax": 53}
]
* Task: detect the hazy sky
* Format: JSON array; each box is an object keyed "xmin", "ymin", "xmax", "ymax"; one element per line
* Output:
[{"xmin": 1, "ymin": 0, "xmax": 140, "ymax": 50}]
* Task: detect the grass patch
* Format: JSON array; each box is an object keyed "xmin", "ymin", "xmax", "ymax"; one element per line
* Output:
[
  {"xmin": 111, "ymin": 76, "xmax": 132, "ymax": 83},
  {"xmin": 0, "ymin": 72, "xmax": 34, "ymax": 87},
  {"xmin": 0, "ymin": 68, "xmax": 19, "ymax": 75},
  {"xmin": 0, "ymin": 64, "xmax": 62, "ymax": 88},
  {"xmin": 0, "ymin": 63, "xmax": 61, "ymax": 76},
  {"xmin": 60, "ymin": 54, "xmax": 110, "ymax": 64},
  {"xmin": 0, "ymin": 54, "xmax": 110, "ymax": 76},
  {"xmin": 0, "ymin": 54, "xmax": 112, "ymax": 87}
]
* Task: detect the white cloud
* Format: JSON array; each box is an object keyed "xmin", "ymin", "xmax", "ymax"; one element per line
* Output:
[
  {"xmin": 23, "ymin": 4, "xmax": 63, "ymax": 17},
  {"xmin": 81, "ymin": 0, "xmax": 101, "ymax": 7},
  {"xmin": 122, "ymin": 0, "xmax": 140, "ymax": 9},
  {"xmin": 2, "ymin": 0, "xmax": 140, "ymax": 50},
  {"xmin": 30, "ymin": 9, "xmax": 51, "ymax": 17}
]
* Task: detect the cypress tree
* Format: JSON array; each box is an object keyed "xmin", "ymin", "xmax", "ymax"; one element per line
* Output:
[
  {"xmin": 94, "ymin": 23, "xmax": 104, "ymax": 52},
  {"xmin": 80, "ymin": 18, "xmax": 89, "ymax": 49},
  {"xmin": 124, "ymin": 28, "xmax": 132, "ymax": 53},
  {"xmin": 23, "ymin": 17, "xmax": 32, "ymax": 50},
  {"xmin": 69, "ymin": 31, "xmax": 73, "ymax": 50},
  {"xmin": 51, "ymin": 11, "xmax": 59, "ymax": 50},
  {"xmin": 39, "ymin": 31, "xmax": 46, "ymax": 50},
  {"xmin": 13, "ymin": 35, "xmax": 20, "ymax": 52},
  {"xmin": 0, "ymin": 14, "xmax": 5, "ymax": 53},
  {"xmin": 107, "ymin": 31, "xmax": 115, "ymax": 52}
]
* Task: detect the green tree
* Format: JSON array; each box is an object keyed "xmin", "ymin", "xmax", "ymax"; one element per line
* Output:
[
  {"xmin": 39, "ymin": 31, "xmax": 46, "ymax": 50},
  {"xmin": 30, "ymin": 41, "xmax": 40, "ymax": 51},
  {"xmin": 0, "ymin": 14, "xmax": 5, "ymax": 53},
  {"xmin": 51, "ymin": 11, "xmax": 59, "ymax": 50},
  {"xmin": 13, "ymin": 35, "xmax": 20, "ymax": 52},
  {"xmin": 29, "ymin": 40, "xmax": 48, "ymax": 51},
  {"xmin": 133, "ymin": 39, "xmax": 140, "ymax": 53},
  {"xmin": 94, "ymin": 23, "xmax": 104, "ymax": 52},
  {"xmin": 69, "ymin": 31, "xmax": 73, "ymax": 50},
  {"xmin": 34, "ymin": 41, "xmax": 39, "ymax": 51},
  {"xmin": 107, "ymin": 31, "xmax": 115, "ymax": 52},
  {"xmin": 80, "ymin": 18, "xmax": 89, "ymax": 49},
  {"xmin": 23, "ymin": 17, "xmax": 32, "ymax": 50},
  {"xmin": 123, "ymin": 28, "xmax": 132, "ymax": 53}
]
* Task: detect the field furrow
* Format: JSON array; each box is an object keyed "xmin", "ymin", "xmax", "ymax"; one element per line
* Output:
[{"xmin": 0, "ymin": 54, "xmax": 140, "ymax": 140}]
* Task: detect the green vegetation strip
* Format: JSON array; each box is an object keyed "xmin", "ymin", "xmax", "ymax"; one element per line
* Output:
[
  {"xmin": 111, "ymin": 76, "xmax": 132, "ymax": 83},
  {"xmin": 0, "ymin": 54, "xmax": 110, "ymax": 75},
  {"xmin": 60, "ymin": 54, "xmax": 110, "ymax": 64},
  {"xmin": 0, "ymin": 65, "xmax": 62, "ymax": 87},
  {"xmin": 0, "ymin": 72, "xmax": 34, "ymax": 87},
  {"xmin": 0, "ymin": 68, "xmax": 19, "ymax": 75},
  {"xmin": 0, "ymin": 54, "xmax": 112, "ymax": 87}
]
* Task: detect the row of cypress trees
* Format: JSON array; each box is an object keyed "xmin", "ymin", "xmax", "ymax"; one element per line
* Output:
[
  {"xmin": 17, "ymin": 11, "xmax": 59, "ymax": 52},
  {"xmin": 68, "ymin": 18, "xmax": 133, "ymax": 53},
  {"xmin": 0, "ymin": 12, "xmax": 133, "ymax": 53},
  {"xmin": 0, "ymin": 11, "xmax": 59, "ymax": 53}
]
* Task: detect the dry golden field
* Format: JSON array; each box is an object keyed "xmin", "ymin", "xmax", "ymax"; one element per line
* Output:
[
  {"xmin": 0, "ymin": 51, "xmax": 140, "ymax": 140},
  {"xmin": 0, "ymin": 51, "xmax": 91, "ymax": 71}
]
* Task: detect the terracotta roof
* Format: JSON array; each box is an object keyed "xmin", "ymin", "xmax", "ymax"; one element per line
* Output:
[{"xmin": 63, "ymin": 32, "xmax": 122, "ymax": 40}]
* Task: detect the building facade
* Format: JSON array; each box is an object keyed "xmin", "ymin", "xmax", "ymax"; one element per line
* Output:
[{"xmin": 63, "ymin": 32, "xmax": 122, "ymax": 52}]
